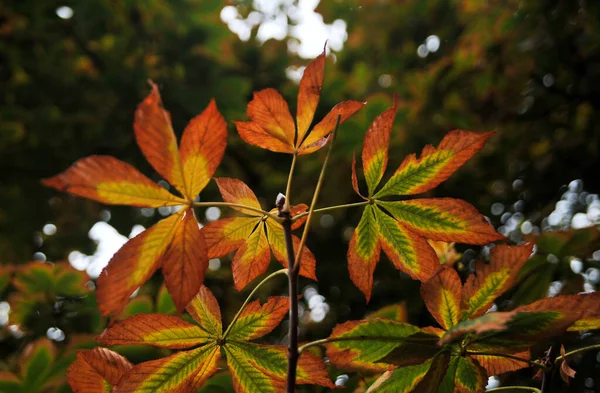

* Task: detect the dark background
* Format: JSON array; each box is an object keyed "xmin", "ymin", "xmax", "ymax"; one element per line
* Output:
[{"xmin": 1, "ymin": 1, "xmax": 599, "ymax": 392}]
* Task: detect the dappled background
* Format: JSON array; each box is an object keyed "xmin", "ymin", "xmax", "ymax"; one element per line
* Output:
[{"xmin": 1, "ymin": 0, "xmax": 600, "ymax": 392}]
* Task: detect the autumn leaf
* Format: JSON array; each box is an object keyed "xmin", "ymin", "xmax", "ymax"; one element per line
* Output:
[
  {"xmin": 43, "ymin": 82, "xmax": 226, "ymax": 315},
  {"xmin": 347, "ymin": 99, "xmax": 503, "ymax": 300},
  {"xmin": 202, "ymin": 178, "xmax": 316, "ymax": 290},
  {"xmin": 67, "ymin": 348, "xmax": 133, "ymax": 393},
  {"xmin": 235, "ymin": 49, "xmax": 365, "ymax": 155},
  {"xmin": 96, "ymin": 285, "xmax": 333, "ymax": 393}
]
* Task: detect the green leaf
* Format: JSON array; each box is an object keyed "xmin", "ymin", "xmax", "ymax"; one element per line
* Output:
[
  {"xmin": 20, "ymin": 339, "xmax": 56, "ymax": 392},
  {"xmin": 366, "ymin": 360, "xmax": 433, "ymax": 393}
]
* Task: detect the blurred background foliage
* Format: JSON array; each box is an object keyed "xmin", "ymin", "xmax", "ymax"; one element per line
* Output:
[{"xmin": 1, "ymin": 0, "xmax": 600, "ymax": 392}]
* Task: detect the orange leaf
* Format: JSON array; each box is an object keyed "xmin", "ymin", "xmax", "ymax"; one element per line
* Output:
[
  {"xmin": 376, "ymin": 130, "xmax": 494, "ymax": 197},
  {"xmin": 347, "ymin": 206, "xmax": 381, "ymax": 302},
  {"xmin": 290, "ymin": 203, "xmax": 309, "ymax": 230},
  {"xmin": 42, "ymin": 156, "xmax": 186, "ymax": 207},
  {"xmin": 215, "ymin": 178, "xmax": 263, "ymax": 216},
  {"xmin": 298, "ymin": 100, "xmax": 366, "ymax": 154},
  {"xmin": 203, "ymin": 217, "xmax": 259, "ymax": 258},
  {"xmin": 247, "ymin": 88, "xmax": 295, "ymax": 146},
  {"xmin": 231, "ymin": 223, "xmax": 271, "ymax": 291},
  {"xmin": 559, "ymin": 345, "xmax": 576, "ymax": 384},
  {"xmin": 227, "ymin": 296, "xmax": 288, "ymax": 341},
  {"xmin": 421, "ymin": 266, "xmax": 462, "ymax": 330},
  {"xmin": 161, "ymin": 209, "xmax": 208, "ymax": 312},
  {"xmin": 114, "ymin": 344, "xmax": 220, "ymax": 393},
  {"xmin": 97, "ymin": 313, "xmax": 212, "ymax": 348},
  {"xmin": 266, "ymin": 219, "xmax": 317, "ymax": 281},
  {"xmin": 470, "ymin": 350, "xmax": 531, "ymax": 376},
  {"xmin": 96, "ymin": 212, "xmax": 182, "ymax": 317},
  {"xmin": 134, "ymin": 81, "xmax": 187, "ymax": 197},
  {"xmin": 461, "ymin": 243, "xmax": 533, "ymax": 319},
  {"xmin": 361, "ymin": 95, "xmax": 398, "ymax": 195},
  {"xmin": 67, "ymin": 348, "xmax": 132, "ymax": 393},
  {"xmin": 186, "ymin": 286, "xmax": 223, "ymax": 337},
  {"xmin": 382, "ymin": 198, "xmax": 504, "ymax": 245},
  {"xmin": 179, "ymin": 99, "xmax": 227, "ymax": 199},
  {"xmin": 351, "ymin": 153, "xmax": 367, "ymax": 199},
  {"xmin": 235, "ymin": 121, "xmax": 295, "ymax": 154},
  {"xmin": 296, "ymin": 50, "xmax": 325, "ymax": 144}
]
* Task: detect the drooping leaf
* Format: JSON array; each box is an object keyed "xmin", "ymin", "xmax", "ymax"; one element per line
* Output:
[
  {"xmin": 161, "ymin": 208, "xmax": 208, "ymax": 312},
  {"xmin": 421, "ymin": 266, "xmax": 462, "ymax": 330},
  {"xmin": 347, "ymin": 205, "xmax": 381, "ymax": 301},
  {"xmin": 440, "ymin": 356, "xmax": 486, "ymax": 393},
  {"xmin": 374, "ymin": 207, "xmax": 438, "ymax": 282},
  {"xmin": 380, "ymin": 199, "xmax": 503, "ymax": 244},
  {"xmin": 461, "ymin": 243, "xmax": 533, "ymax": 320},
  {"xmin": 325, "ymin": 318, "xmax": 436, "ymax": 372},
  {"xmin": 440, "ymin": 310, "xmax": 579, "ymax": 351},
  {"xmin": 114, "ymin": 344, "xmax": 221, "ymax": 393},
  {"xmin": 42, "ymin": 156, "xmax": 186, "ymax": 208},
  {"xmin": 234, "ymin": 121, "xmax": 294, "ymax": 154},
  {"xmin": 231, "ymin": 223, "xmax": 271, "ymax": 291},
  {"xmin": 365, "ymin": 360, "xmax": 432, "ymax": 393},
  {"xmin": 375, "ymin": 131, "xmax": 494, "ymax": 198},
  {"xmin": 559, "ymin": 345, "xmax": 576, "ymax": 384},
  {"xmin": 96, "ymin": 314, "xmax": 212, "ymax": 348},
  {"xmin": 67, "ymin": 348, "xmax": 133, "ymax": 393},
  {"xmin": 351, "ymin": 153, "xmax": 367, "ymax": 199},
  {"xmin": 361, "ymin": 96, "xmax": 398, "ymax": 195},
  {"xmin": 226, "ymin": 297, "xmax": 289, "ymax": 341},
  {"xmin": 133, "ymin": 81, "xmax": 187, "ymax": 197},
  {"xmin": 470, "ymin": 350, "xmax": 531, "ymax": 376},
  {"xmin": 96, "ymin": 212, "xmax": 182, "ymax": 317},
  {"xmin": 513, "ymin": 291, "xmax": 600, "ymax": 331}
]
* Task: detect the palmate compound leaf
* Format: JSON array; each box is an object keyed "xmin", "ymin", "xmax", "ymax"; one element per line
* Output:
[
  {"xmin": 67, "ymin": 348, "xmax": 133, "ymax": 393},
  {"xmin": 202, "ymin": 178, "xmax": 316, "ymax": 290},
  {"xmin": 95, "ymin": 286, "xmax": 333, "ymax": 393},
  {"xmin": 43, "ymin": 82, "xmax": 227, "ymax": 316},
  {"xmin": 348, "ymin": 100, "xmax": 503, "ymax": 300},
  {"xmin": 235, "ymin": 49, "xmax": 365, "ymax": 155}
]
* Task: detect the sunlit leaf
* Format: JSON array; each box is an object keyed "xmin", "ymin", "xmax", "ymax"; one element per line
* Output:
[
  {"xmin": 265, "ymin": 218, "xmax": 317, "ymax": 280},
  {"xmin": 161, "ymin": 208, "xmax": 208, "ymax": 312},
  {"xmin": 380, "ymin": 198, "xmax": 503, "ymax": 244},
  {"xmin": 461, "ymin": 243, "xmax": 533, "ymax": 320},
  {"xmin": 296, "ymin": 50, "xmax": 325, "ymax": 144},
  {"xmin": 185, "ymin": 285, "xmax": 223, "ymax": 337},
  {"xmin": 361, "ymin": 95, "xmax": 398, "ymax": 195},
  {"xmin": 97, "ymin": 314, "xmax": 212, "ymax": 348},
  {"xmin": 421, "ymin": 266, "xmax": 462, "ymax": 330},
  {"xmin": 67, "ymin": 348, "xmax": 132, "ymax": 393},
  {"xmin": 42, "ymin": 156, "xmax": 186, "ymax": 208},
  {"xmin": 134, "ymin": 81, "xmax": 187, "ymax": 197},
  {"xmin": 204, "ymin": 217, "xmax": 259, "ymax": 258},
  {"xmin": 226, "ymin": 297, "xmax": 288, "ymax": 341},
  {"xmin": 367, "ymin": 302, "xmax": 407, "ymax": 321},
  {"xmin": 231, "ymin": 223, "xmax": 271, "ymax": 291},
  {"xmin": 247, "ymin": 89, "xmax": 295, "ymax": 146},
  {"xmin": 96, "ymin": 212, "xmax": 182, "ymax": 317},
  {"xmin": 374, "ymin": 207, "xmax": 438, "ymax": 282},
  {"xmin": 375, "ymin": 131, "xmax": 494, "ymax": 198},
  {"xmin": 469, "ymin": 350, "xmax": 531, "ymax": 376},
  {"xmin": 114, "ymin": 344, "xmax": 221, "ymax": 393},
  {"xmin": 214, "ymin": 177, "xmax": 263, "ymax": 216},
  {"xmin": 179, "ymin": 99, "xmax": 227, "ymax": 199},
  {"xmin": 347, "ymin": 205, "xmax": 381, "ymax": 301}
]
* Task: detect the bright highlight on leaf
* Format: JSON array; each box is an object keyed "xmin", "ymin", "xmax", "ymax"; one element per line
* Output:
[
  {"xmin": 95, "ymin": 286, "xmax": 333, "ymax": 393},
  {"xmin": 347, "ymin": 99, "xmax": 503, "ymax": 300},
  {"xmin": 203, "ymin": 178, "xmax": 316, "ymax": 290},
  {"xmin": 43, "ymin": 82, "xmax": 226, "ymax": 315},
  {"xmin": 235, "ymin": 49, "xmax": 365, "ymax": 155}
]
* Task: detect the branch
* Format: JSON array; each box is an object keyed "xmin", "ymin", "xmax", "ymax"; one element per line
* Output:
[
  {"xmin": 291, "ymin": 201, "xmax": 370, "ymax": 222},
  {"xmin": 192, "ymin": 201, "xmax": 282, "ymax": 223}
]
